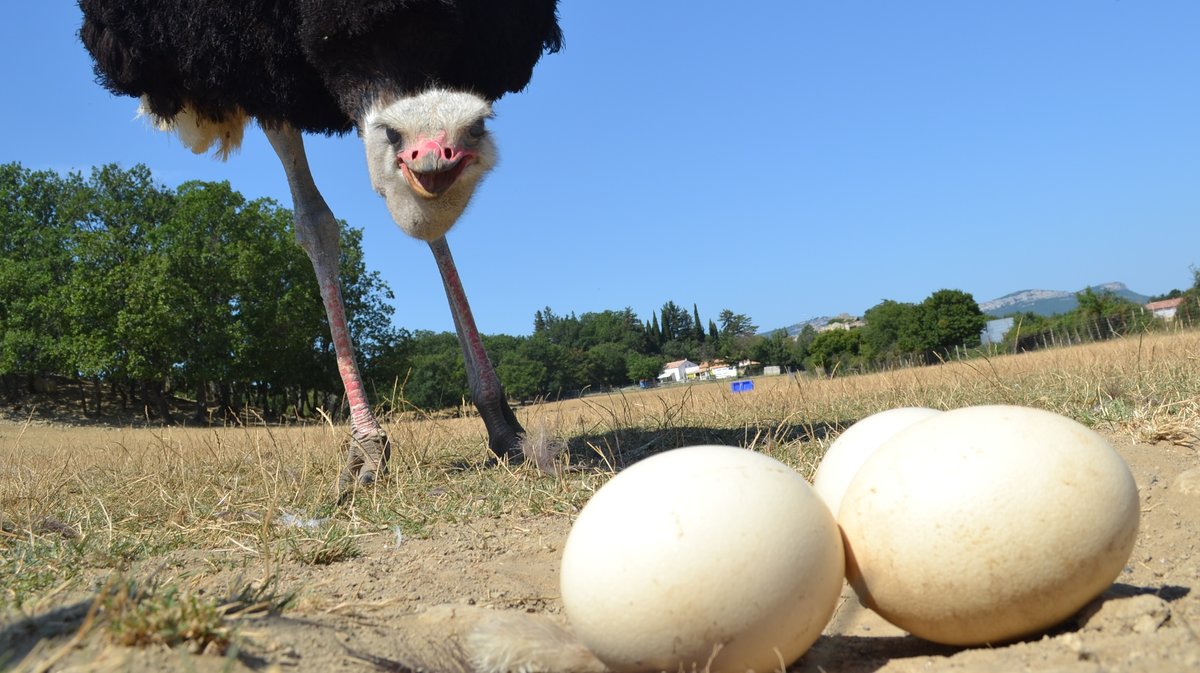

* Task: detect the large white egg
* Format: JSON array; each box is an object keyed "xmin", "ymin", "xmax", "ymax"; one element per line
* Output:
[
  {"xmin": 839, "ymin": 405, "xmax": 1139, "ymax": 645},
  {"xmin": 560, "ymin": 445, "xmax": 844, "ymax": 673},
  {"xmin": 813, "ymin": 407, "xmax": 942, "ymax": 517}
]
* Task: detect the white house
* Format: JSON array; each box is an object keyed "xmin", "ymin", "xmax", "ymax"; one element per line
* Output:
[
  {"xmin": 696, "ymin": 360, "xmax": 738, "ymax": 380},
  {"xmin": 1146, "ymin": 297, "xmax": 1184, "ymax": 321},
  {"xmin": 658, "ymin": 359, "xmax": 698, "ymax": 383},
  {"xmin": 710, "ymin": 364, "xmax": 738, "ymax": 379}
]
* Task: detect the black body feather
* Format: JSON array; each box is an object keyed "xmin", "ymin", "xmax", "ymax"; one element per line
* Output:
[{"xmin": 79, "ymin": 0, "xmax": 562, "ymax": 133}]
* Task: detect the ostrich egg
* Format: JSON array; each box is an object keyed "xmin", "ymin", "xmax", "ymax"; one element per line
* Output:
[
  {"xmin": 812, "ymin": 407, "xmax": 942, "ymax": 517},
  {"xmin": 560, "ymin": 445, "xmax": 844, "ymax": 673},
  {"xmin": 839, "ymin": 405, "xmax": 1140, "ymax": 645}
]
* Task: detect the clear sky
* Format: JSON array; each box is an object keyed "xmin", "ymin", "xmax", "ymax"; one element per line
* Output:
[{"xmin": 5, "ymin": 3, "xmax": 1199, "ymax": 336}]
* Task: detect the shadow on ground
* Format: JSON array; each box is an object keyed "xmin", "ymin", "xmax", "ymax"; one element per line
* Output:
[{"xmin": 558, "ymin": 421, "xmax": 845, "ymax": 469}]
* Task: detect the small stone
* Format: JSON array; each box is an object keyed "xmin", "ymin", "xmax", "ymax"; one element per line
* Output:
[{"xmin": 1174, "ymin": 467, "xmax": 1200, "ymax": 497}]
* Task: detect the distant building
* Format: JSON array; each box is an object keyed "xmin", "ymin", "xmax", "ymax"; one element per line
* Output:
[
  {"xmin": 1146, "ymin": 297, "xmax": 1185, "ymax": 321},
  {"xmin": 980, "ymin": 317, "xmax": 1015, "ymax": 346},
  {"xmin": 696, "ymin": 360, "xmax": 738, "ymax": 380},
  {"xmin": 657, "ymin": 359, "xmax": 698, "ymax": 383},
  {"xmin": 737, "ymin": 359, "xmax": 763, "ymax": 376},
  {"xmin": 817, "ymin": 313, "xmax": 864, "ymax": 332}
]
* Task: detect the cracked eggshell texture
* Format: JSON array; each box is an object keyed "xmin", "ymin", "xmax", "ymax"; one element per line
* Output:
[
  {"xmin": 839, "ymin": 405, "xmax": 1140, "ymax": 646},
  {"xmin": 560, "ymin": 445, "xmax": 844, "ymax": 673},
  {"xmin": 813, "ymin": 407, "xmax": 943, "ymax": 518}
]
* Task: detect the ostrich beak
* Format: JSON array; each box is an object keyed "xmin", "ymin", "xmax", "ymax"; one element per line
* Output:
[{"xmin": 397, "ymin": 140, "xmax": 475, "ymax": 198}]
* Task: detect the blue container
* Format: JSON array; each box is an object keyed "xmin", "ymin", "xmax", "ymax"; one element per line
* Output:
[{"xmin": 731, "ymin": 380, "xmax": 755, "ymax": 393}]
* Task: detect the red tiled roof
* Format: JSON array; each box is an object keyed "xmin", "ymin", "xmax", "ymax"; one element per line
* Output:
[{"xmin": 1146, "ymin": 298, "xmax": 1185, "ymax": 311}]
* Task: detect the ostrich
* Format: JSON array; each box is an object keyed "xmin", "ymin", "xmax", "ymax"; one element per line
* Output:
[{"xmin": 78, "ymin": 0, "xmax": 561, "ymax": 494}]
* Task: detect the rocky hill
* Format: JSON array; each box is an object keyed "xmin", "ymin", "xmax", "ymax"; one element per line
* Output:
[
  {"xmin": 768, "ymin": 282, "xmax": 1154, "ymax": 335},
  {"xmin": 977, "ymin": 282, "xmax": 1150, "ymax": 317}
]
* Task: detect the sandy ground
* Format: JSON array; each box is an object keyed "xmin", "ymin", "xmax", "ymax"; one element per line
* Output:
[{"xmin": 3, "ymin": 433, "xmax": 1198, "ymax": 673}]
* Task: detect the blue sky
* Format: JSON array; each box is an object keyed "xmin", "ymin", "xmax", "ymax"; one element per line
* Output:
[{"xmin": 5, "ymin": 3, "xmax": 1199, "ymax": 336}]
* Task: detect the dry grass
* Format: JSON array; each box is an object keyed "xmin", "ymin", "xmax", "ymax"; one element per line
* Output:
[
  {"xmin": 2, "ymin": 330, "xmax": 1198, "ymax": 648},
  {"xmin": 93, "ymin": 573, "xmax": 291, "ymax": 653}
]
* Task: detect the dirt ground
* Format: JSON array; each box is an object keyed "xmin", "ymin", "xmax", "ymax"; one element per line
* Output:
[{"xmin": 3, "ymin": 433, "xmax": 1198, "ymax": 673}]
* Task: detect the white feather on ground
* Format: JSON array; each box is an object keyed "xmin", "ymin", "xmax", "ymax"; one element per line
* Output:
[{"xmin": 344, "ymin": 605, "xmax": 607, "ymax": 673}]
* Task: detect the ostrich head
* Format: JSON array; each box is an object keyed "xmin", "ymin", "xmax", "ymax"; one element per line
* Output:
[{"xmin": 362, "ymin": 89, "xmax": 498, "ymax": 242}]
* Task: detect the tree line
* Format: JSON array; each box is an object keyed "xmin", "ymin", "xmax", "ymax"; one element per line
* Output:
[
  {"xmin": 15, "ymin": 162, "xmax": 1173, "ymax": 422},
  {"xmin": 0, "ymin": 163, "xmax": 805, "ymax": 419},
  {"xmin": 801, "ymin": 289, "xmax": 990, "ymax": 375},
  {"xmin": 1, "ymin": 162, "xmax": 397, "ymax": 421}
]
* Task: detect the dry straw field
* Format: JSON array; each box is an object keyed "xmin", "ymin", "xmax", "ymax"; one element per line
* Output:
[{"xmin": 2, "ymin": 330, "xmax": 1199, "ymax": 672}]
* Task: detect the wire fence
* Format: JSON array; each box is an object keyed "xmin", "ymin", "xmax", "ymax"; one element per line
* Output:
[
  {"xmin": 1003, "ymin": 311, "xmax": 1196, "ymax": 356},
  {"xmin": 815, "ymin": 309, "xmax": 1198, "ymax": 379}
]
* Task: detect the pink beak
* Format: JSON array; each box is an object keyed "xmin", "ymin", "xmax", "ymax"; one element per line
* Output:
[{"xmin": 397, "ymin": 136, "xmax": 475, "ymax": 198}]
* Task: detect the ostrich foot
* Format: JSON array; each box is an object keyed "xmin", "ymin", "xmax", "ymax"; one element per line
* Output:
[
  {"xmin": 489, "ymin": 429, "xmax": 526, "ymax": 465},
  {"xmin": 479, "ymin": 397, "xmax": 527, "ymax": 465},
  {"xmin": 337, "ymin": 431, "xmax": 392, "ymax": 499}
]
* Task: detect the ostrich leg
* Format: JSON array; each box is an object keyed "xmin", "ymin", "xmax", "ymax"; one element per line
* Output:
[
  {"xmin": 429, "ymin": 237, "xmax": 525, "ymax": 461},
  {"xmin": 265, "ymin": 125, "xmax": 391, "ymax": 492}
]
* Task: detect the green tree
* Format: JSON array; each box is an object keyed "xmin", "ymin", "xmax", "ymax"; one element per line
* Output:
[
  {"xmin": 496, "ymin": 350, "xmax": 546, "ymax": 401},
  {"xmin": 404, "ymin": 331, "xmax": 468, "ymax": 409},
  {"xmin": 715, "ymin": 309, "xmax": 758, "ymax": 363},
  {"xmin": 919, "ymin": 289, "xmax": 987, "ymax": 356},
  {"xmin": 860, "ymin": 300, "xmax": 922, "ymax": 360},
  {"xmin": 155, "ymin": 181, "xmax": 248, "ymax": 416},
  {"xmin": 227, "ymin": 198, "xmax": 330, "ymax": 415},
  {"xmin": 750, "ymin": 329, "xmax": 803, "ymax": 369},
  {"xmin": 0, "ymin": 164, "xmax": 73, "ymax": 394},
  {"xmin": 807, "ymin": 328, "xmax": 861, "ymax": 376},
  {"xmin": 585, "ymin": 342, "xmax": 631, "ymax": 387},
  {"xmin": 1071, "ymin": 288, "xmax": 1155, "ymax": 337},
  {"xmin": 659, "ymin": 300, "xmax": 692, "ymax": 342},
  {"xmin": 647, "ymin": 313, "xmax": 662, "ymax": 348},
  {"xmin": 794, "ymin": 324, "xmax": 817, "ymax": 354},
  {"xmin": 1176, "ymin": 266, "xmax": 1200, "ymax": 325},
  {"xmin": 717, "ymin": 309, "xmax": 757, "ymax": 337},
  {"xmin": 577, "ymin": 308, "xmax": 645, "ymax": 352},
  {"xmin": 534, "ymin": 307, "xmax": 581, "ymax": 348},
  {"xmin": 660, "ymin": 339, "xmax": 691, "ymax": 360},
  {"xmin": 508, "ymin": 335, "xmax": 582, "ymax": 398},
  {"xmin": 1074, "ymin": 288, "xmax": 1122, "ymax": 323},
  {"xmin": 626, "ymin": 352, "xmax": 665, "ymax": 383},
  {"xmin": 62, "ymin": 164, "xmax": 176, "ymax": 416}
]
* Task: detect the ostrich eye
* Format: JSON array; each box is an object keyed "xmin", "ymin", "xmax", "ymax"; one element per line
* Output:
[
  {"xmin": 467, "ymin": 119, "xmax": 486, "ymax": 140},
  {"xmin": 384, "ymin": 127, "xmax": 402, "ymax": 145}
]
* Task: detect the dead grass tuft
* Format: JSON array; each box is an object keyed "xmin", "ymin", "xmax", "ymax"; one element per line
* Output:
[{"xmin": 283, "ymin": 522, "xmax": 362, "ymax": 566}]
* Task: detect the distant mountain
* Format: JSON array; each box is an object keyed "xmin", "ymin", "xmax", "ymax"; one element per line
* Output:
[
  {"xmin": 766, "ymin": 282, "xmax": 1153, "ymax": 335},
  {"xmin": 978, "ymin": 282, "xmax": 1150, "ymax": 318},
  {"xmin": 771, "ymin": 316, "xmax": 835, "ymax": 338}
]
